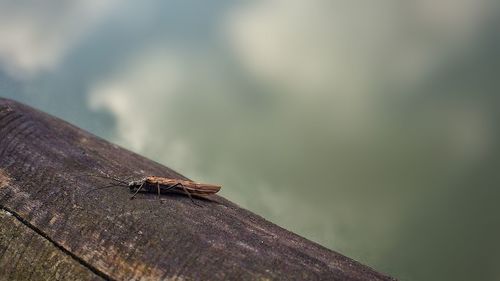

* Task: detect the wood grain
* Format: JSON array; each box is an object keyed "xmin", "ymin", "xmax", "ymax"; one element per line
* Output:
[
  {"xmin": 0, "ymin": 209, "xmax": 103, "ymax": 281},
  {"xmin": 0, "ymin": 98, "xmax": 396, "ymax": 281}
]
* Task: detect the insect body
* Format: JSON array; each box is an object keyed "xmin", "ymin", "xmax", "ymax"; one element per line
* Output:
[
  {"xmin": 82, "ymin": 174, "xmax": 221, "ymax": 204},
  {"xmin": 129, "ymin": 176, "xmax": 222, "ymax": 200}
]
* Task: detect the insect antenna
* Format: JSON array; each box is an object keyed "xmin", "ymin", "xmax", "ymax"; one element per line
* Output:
[
  {"xmin": 75, "ymin": 173, "xmax": 131, "ymax": 185},
  {"xmin": 84, "ymin": 184, "xmax": 123, "ymax": 195},
  {"xmin": 75, "ymin": 173, "xmax": 136, "ymax": 196}
]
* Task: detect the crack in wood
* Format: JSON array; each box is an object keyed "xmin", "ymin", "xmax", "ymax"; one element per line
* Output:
[{"xmin": 0, "ymin": 205, "xmax": 114, "ymax": 281}]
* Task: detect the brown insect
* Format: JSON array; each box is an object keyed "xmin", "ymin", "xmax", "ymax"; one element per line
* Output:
[
  {"xmin": 82, "ymin": 174, "xmax": 221, "ymax": 203},
  {"xmin": 128, "ymin": 176, "xmax": 222, "ymax": 200}
]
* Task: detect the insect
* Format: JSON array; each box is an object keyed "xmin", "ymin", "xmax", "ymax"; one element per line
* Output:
[
  {"xmin": 81, "ymin": 174, "xmax": 222, "ymax": 204},
  {"xmin": 129, "ymin": 176, "xmax": 221, "ymax": 200}
]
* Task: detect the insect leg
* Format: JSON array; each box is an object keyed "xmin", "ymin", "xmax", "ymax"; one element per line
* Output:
[
  {"xmin": 162, "ymin": 183, "xmax": 180, "ymax": 192},
  {"xmin": 178, "ymin": 184, "xmax": 201, "ymax": 207},
  {"xmin": 157, "ymin": 183, "xmax": 183, "ymax": 201},
  {"xmin": 157, "ymin": 182, "xmax": 193, "ymax": 202},
  {"xmin": 157, "ymin": 182, "xmax": 161, "ymax": 200},
  {"xmin": 130, "ymin": 182, "xmax": 145, "ymax": 200}
]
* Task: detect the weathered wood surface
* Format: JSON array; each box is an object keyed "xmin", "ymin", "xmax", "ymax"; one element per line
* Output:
[
  {"xmin": 0, "ymin": 209, "xmax": 103, "ymax": 281},
  {"xmin": 0, "ymin": 98, "xmax": 395, "ymax": 281}
]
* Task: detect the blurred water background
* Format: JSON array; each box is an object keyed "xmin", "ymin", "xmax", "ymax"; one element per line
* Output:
[{"xmin": 1, "ymin": 1, "xmax": 499, "ymax": 280}]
